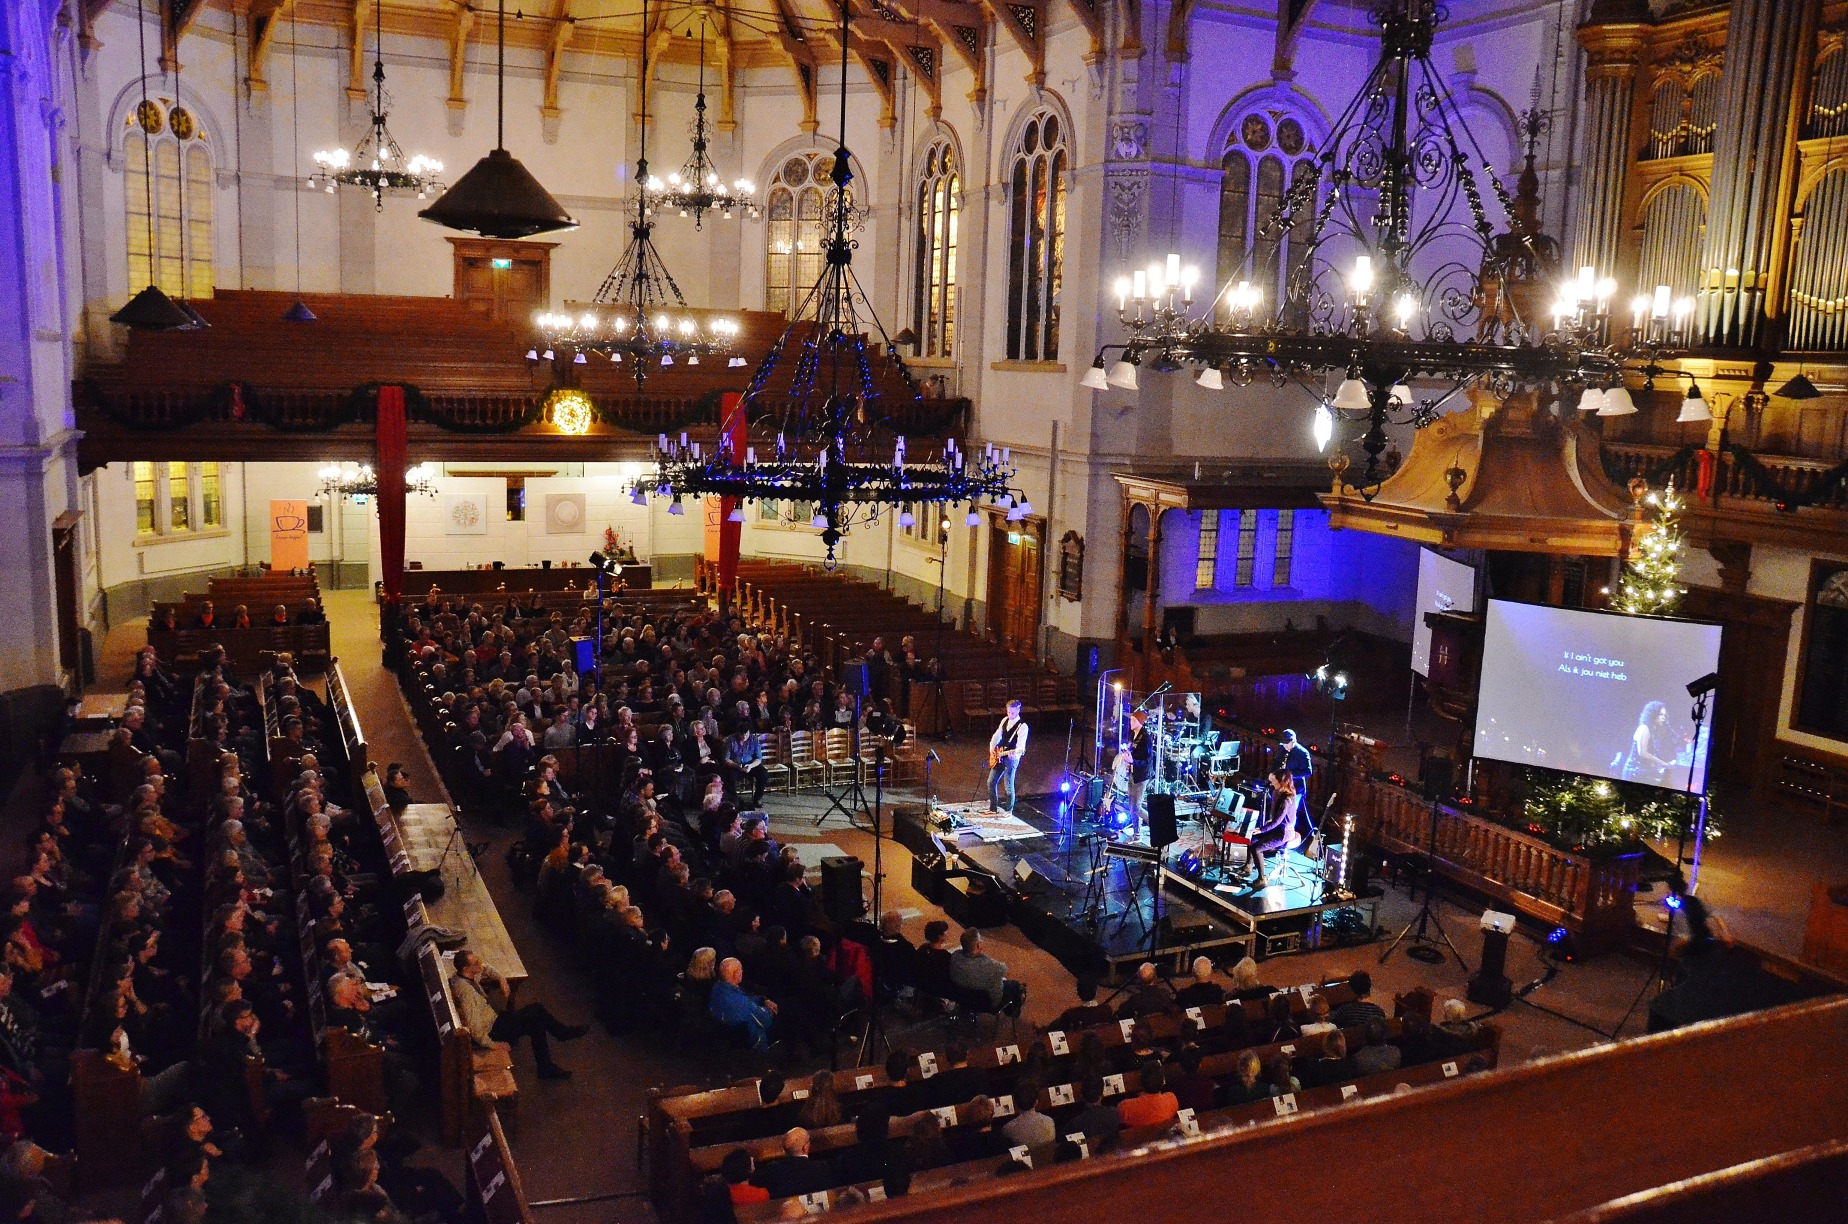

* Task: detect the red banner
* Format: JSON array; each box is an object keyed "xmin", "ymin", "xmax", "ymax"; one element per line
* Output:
[
  {"xmin": 376, "ymin": 385, "xmax": 408, "ymax": 602},
  {"xmin": 1695, "ymin": 447, "xmax": 1715, "ymax": 501}
]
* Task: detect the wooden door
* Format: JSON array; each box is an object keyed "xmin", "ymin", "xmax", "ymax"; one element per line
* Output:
[
  {"xmin": 1682, "ymin": 587, "xmax": 1796, "ymax": 791},
  {"xmin": 987, "ymin": 519, "xmax": 1043, "ymax": 657}
]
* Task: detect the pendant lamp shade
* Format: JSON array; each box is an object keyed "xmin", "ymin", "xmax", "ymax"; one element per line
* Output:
[
  {"xmin": 110, "ymin": 284, "xmax": 196, "ymax": 331},
  {"xmin": 1774, "ymin": 372, "xmax": 1822, "ymax": 400},
  {"xmin": 283, "ymin": 299, "xmax": 319, "ymax": 323},
  {"xmin": 419, "ymin": 148, "xmax": 576, "ymax": 239},
  {"xmin": 1332, "ymin": 376, "xmax": 1371, "ymax": 411},
  {"xmin": 1676, "ymin": 382, "xmax": 1712, "ymax": 424}
]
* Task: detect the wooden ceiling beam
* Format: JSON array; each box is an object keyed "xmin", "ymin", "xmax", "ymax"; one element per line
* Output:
[
  {"xmin": 247, "ymin": 0, "xmax": 291, "ymax": 91},
  {"xmin": 543, "ymin": 2, "xmax": 574, "ymax": 122},
  {"xmin": 346, "ymin": 0, "xmax": 374, "ymax": 101},
  {"xmin": 446, "ymin": 0, "xmax": 473, "ymax": 114},
  {"xmin": 768, "ymin": 0, "xmax": 820, "ymax": 133},
  {"xmin": 979, "ymin": 0, "xmax": 1045, "ymax": 86}
]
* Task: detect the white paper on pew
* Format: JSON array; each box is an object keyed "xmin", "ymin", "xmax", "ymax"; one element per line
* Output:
[
  {"xmin": 1119, "ymin": 1018, "xmax": 1137, "ymax": 1041},
  {"xmin": 1443, "ymin": 1061, "xmax": 1459, "ymax": 1077},
  {"xmin": 932, "ymin": 1106, "xmax": 957, "ymax": 1127},
  {"xmin": 483, "ymin": 1171, "xmax": 505, "ymax": 1201},
  {"xmin": 1299, "ymin": 984, "xmax": 1314, "ymax": 1001},
  {"xmin": 1273, "ymin": 1094, "xmax": 1298, "ymax": 1116},
  {"xmin": 1009, "ymin": 1145, "xmax": 1032, "ymax": 1168},
  {"xmin": 867, "ymin": 1186, "xmax": 887, "ymax": 1202},
  {"xmin": 855, "ymin": 1074, "xmax": 874, "ymax": 1090},
  {"xmin": 995, "ymin": 1044, "xmax": 1021, "ymax": 1065},
  {"xmin": 798, "ymin": 1191, "xmax": 829, "ymax": 1213},
  {"xmin": 1177, "ymin": 1108, "xmax": 1200, "ymax": 1138},
  {"xmin": 791, "ymin": 1089, "xmax": 810, "ymax": 1100},
  {"xmin": 991, "ymin": 1094, "xmax": 1017, "ymax": 1118},
  {"xmin": 1340, "ymin": 1085, "xmax": 1359, "ymax": 1101},
  {"xmin": 1102, "ymin": 1073, "xmax": 1126, "ymax": 1097},
  {"xmin": 1065, "ymin": 1134, "xmax": 1089, "ymax": 1159},
  {"xmin": 1048, "ymin": 1030, "xmax": 1070, "ymax": 1055},
  {"xmin": 919, "ymin": 1052, "xmax": 939, "ymax": 1078},
  {"xmin": 1185, "ymin": 1006, "xmax": 1204, "ymax": 1026},
  {"xmin": 1280, "ymin": 1044, "xmax": 1295, "ymax": 1056},
  {"xmin": 1047, "ymin": 1084, "xmax": 1075, "ymax": 1107}
]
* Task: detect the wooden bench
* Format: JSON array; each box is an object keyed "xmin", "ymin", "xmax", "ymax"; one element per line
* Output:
[
  {"xmin": 147, "ymin": 624, "xmax": 332, "ymax": 675},
  {"xmin": 466, "ymin": 1106, "xmax": 536, "ymax": 1224},
  {"xmin": 413, "ymin": 936, "xmax": 518, "ymax": 1145}
]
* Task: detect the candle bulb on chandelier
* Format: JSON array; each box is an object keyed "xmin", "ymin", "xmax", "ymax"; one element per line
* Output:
[
  {"xmin": 1132, "ymin": 270, "xmax": 1147, "ymax": 302},
  {"xmin": 1651, "ymin": 285, "xmax": 1672, "ymax": 319},
  {"xmin": 1116, "ymin": 277, "xmax": 1130, "ymax": 311}
]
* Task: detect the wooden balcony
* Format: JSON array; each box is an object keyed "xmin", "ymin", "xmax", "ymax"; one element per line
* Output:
[
  {"xmin": 1600, "ymin": 441, "xmax": 1848, "ymax": 553},
  {"xmin": 73, "ymin": 290, "xmax": 969, "ymax": 469}
]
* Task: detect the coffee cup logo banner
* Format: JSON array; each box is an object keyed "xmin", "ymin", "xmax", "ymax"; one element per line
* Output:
[{"xmin": 271, "ymin": 500, "xmax": 310, "ymax": 571}]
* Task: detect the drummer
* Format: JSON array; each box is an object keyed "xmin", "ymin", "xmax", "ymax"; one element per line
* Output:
[{"xmin": 1182, "ymin": 693, "xmax": 1213, "ymax": 742}]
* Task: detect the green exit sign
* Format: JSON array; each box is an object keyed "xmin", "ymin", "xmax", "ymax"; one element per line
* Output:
[{"xmin": 491, "ymin": 257, "xmax": 513, "ymax": 270}]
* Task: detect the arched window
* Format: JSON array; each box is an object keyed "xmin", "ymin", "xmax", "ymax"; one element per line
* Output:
[
  {"xmin": 123, "ymin": 96, "xmax": 213, "ymax": 299},
  {"xmin": 913, "ymin": 140, "xmax": 959, "ymax": 358},
  {"xmin": 1216, "ymin": 110, "xmax": 1317, "ymax": 316},
  {"xmin": 765, "ymin": 151, "xmax": 850, "ymax": 317},
  {"xmin": 1005, "ymin": 109, "xmax": 1066, "ymax": 362}
]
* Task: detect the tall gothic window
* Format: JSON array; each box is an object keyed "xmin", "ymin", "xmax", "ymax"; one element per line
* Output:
[
  {"xmin": 123, "ymin": 96, "xmax": 213, "ymax": 299},
  {"xmin": 1005, "ymin": 109, "xmax": 1066, "ymax": 361},
  {"xmin": 765, "ymin": 152, "xmax": 848, "ymax": 317},
  {"xmin": 1216, "ymin": 110, "xmax": 1318, "ymax": 316},
  {"xmin": 913, "ymin": 140, "xmax": 960, "ymax": 358}
]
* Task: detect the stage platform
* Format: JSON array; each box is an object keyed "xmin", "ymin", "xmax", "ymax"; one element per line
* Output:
[{"xmin": 893, "ymin": 796, "xmax": 1380, "ymax": 975}]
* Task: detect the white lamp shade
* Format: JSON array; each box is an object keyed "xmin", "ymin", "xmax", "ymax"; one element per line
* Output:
[
  {"xmin": 1018, "ymin": 500, "xmax": 1033, "ymax": 515},
  {"xmin": 667, "ymin": 501, "xmax": 685, "ymax": 515},
  {"xmin": 1332, "ymin": 377, "xmax": 1370, "ymax": 411},
  {"xmin": 1597, "ymin": 386, "xmax": 1638, "ymax": 417},
  {"xmin": 898, "ymin": 511, "xmax": 915, "ymax": 528},
  {"xmin": 727, "ymin": 507, "xmax": 746, "ymax": 523},
  {"xmin": 966, "ymin": 511, "xmax": 981, "ymax": 527},
  {"xmin": 1196, "ymin": 366, "xmax": 1224, "ymax": 391},
  {"xmin": 1389, "ymin": 382, "xmax": 1413, "ymax": 405},
  {"xmin": 1106, "ymin": 360, "xmax": 1140, "ymax": 390},
  {"xmin": 810, "ymin": 514, "xmax": 828, "ymax": 529},
  {"xmin": 1576, "ymin": 387, "xmax": 1606, "ymax": 412},
  {"xmin": 1313, "ymin": 404, "xmax": 1335, "ymax": 453},
  {"xmin": 630, "ymin": 489, "xmax": 647, "ymax": 505},
  {"xmin": 1080, "ymin": 364, "xmax": 1110, "ymax": 390},
  {"xmin": 1676, "ymin": 388, "xmax": 1712, "ymax": 424},
  {"xmin": 1005, "ymin": 505, "xmax": 1025, "ymax": 522}
]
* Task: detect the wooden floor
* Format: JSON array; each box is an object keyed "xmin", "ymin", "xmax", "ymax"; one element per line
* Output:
[{"xmin": 84, "ymin": 587, "xmax": 1848, "ymax": 1221}]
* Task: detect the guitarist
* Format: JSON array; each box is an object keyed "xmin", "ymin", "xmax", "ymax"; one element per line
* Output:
[
  {"xmin": 987, "ymin": 699, "xmax": 1030, "ymax": 813},
  {"xmin": 1126, "ymin": 709, "xmax": 1153, "ymax": 840}
]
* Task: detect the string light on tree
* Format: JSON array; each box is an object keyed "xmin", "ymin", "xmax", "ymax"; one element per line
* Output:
[{"xmin": 1607, "ymin": 479, "xmax": 1686, "ymax": 616}]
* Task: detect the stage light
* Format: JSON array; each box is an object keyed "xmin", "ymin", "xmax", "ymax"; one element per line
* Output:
[
  {"xmin": 1664, "ymin": 893, "xmax": 1683, "ymax": 912},
  {"xmin": 1059, "ymin": 779, "xmax": 1072, "ymax": 794}
]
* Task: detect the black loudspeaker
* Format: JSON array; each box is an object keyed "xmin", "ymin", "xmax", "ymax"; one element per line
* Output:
[
  {"xmin": 1421, "ymin": 754, "xmax": 1457, "ymax": 802},
  {"xmin": 1147, "ymin": 793, "xmax": 1178, "ymax": 848},
  {"xmin": 570, "ymin": 636, "xmax": 595, "ymax": 675},
  {"xmin": 1468, "ymin": 928, "xmax": 1513, "ymax": 1007},
  {"xmin": 911, "ymin": 853, "xmax": 946, "ymax": 903},
  {"xmin": 840, "ymin": 661, "xmax": 870, "ymax": 697},
  {"xmin": 1075, "ymin": 776, "xmax": 1107, "ymax": 817},
  {"xmin": 820, "ymin": 855, "xmax": 865, "ymax": 924}
]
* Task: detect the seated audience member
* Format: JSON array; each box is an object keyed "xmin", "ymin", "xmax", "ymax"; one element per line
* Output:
[
  {"xmin": 1300, "ymin": 994, "xmax": 1336, "ymax": 1037},
  {"xmin": 1116, "ymin": 1060, "xmax": 1179, "ymax": 1128},
  {"xmin": 719, "ymin": 1148, "xmax": 768, "ymax": 1207},
  {"xmin": 946, "ymin": 1095, "xmax": 1008, "ymax": 1163},
  {"xmin": 870, "ymin": 910, "xmax": 916, "ymax": 995},
  {"xmin": 449, "ymin": 950, "xmax": 588, "ymax": 1080},
  {"xmin": 1221, "ymin": 1051, "xmax": 1272, "ymax": 1105},
  {"xmin": 1264, "ymin": 991, "xmax": 1300, "ymax": 1043},
  {"xmin": 1002, "ymin": 1081, "xmax": 1055, "ymax": 1149},
  {"xmin": 1330, "ymin": 969, "xmax": 1387, "ymax": 1028},
  {"xmin": 948, "ymin": 929, "xmax": 1024, "ymax": 1014},
  {"xmin": 835, "ymin": 1108, "xmax": 894, "ymax": 1186},
  {"xmin": 1228, "ymin": 956, "xmax": 1272, "ymax": 1001},
  {"xmin": 797, "ymin": 1070, "xmax": 842, "ymax": 1130},
  {"xmin": 1173, "ymin": 957, "xmax": 1226, "ymax": 1009},
  {"xmin": 920, "ymin": 1041, "xmax": 982, "ymax": 1110},
  {"xmin": 1301, "ymin": 1030, "xmax": 1355, "ymax": 1088},
  {"xmin": 1052, "ymin": 976, "xmax": 1112, "ymax": 1031},
  {"xmin": 1351, "ymin": 1019, "xmax": 1403, "ymax": 1077},
  {"xmin": 1169, "ymin": 1045, "xmax": 1218, "ymax": 1113},
  {"xmin": 709, "ymin": 956, "xmax": 777, "ymax": 1052},
  {"xmin": 1435, "ymin": 998, "xmax": 1482, "ymax": 1053},
  {"xmin": 914, "ymin": 921, "xmax": 954, "ymax": 999},
  {"xmin": 1264, "ymin": 1053, "xmax": 1299, "ymax": 1096},
  {"xmin": 752, "ymin": 1126, "xmax": 835, "ymax": 1198},
  {"xmin": 1395, "ymin": 1011, "xmax": 1442, "ymax": 1066},
  {"xmin": 1116, "ymin": 961, "xmax": 1174, "ymax": 1019},
  {"xmin": 1069, "ymin": 1076, "xmax": 1122, "ymax": 1152}
]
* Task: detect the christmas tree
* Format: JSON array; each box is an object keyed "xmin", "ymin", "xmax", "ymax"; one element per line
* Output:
[{"xmin": 1610, "ymin": 480, "xmax": 1686, "ymax": 616}]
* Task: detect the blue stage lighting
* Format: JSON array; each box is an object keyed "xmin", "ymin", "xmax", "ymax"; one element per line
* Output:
[
  {"xmin": 1546, "ymin": 926, "xmax": 1569, "ymax": 944},
  {"xmin": 1059, "ymin": 780, "xmax": 1072, "ymax": 794},
  {"xmin": 1664, "ymin": 893, "xmax": 1683, "ymax": 911}
]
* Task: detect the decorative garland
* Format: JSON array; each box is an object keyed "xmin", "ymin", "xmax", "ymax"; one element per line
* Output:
[{"xmin": 1617, "ymin": 441, "xmax": 1848, "ymax": 514}]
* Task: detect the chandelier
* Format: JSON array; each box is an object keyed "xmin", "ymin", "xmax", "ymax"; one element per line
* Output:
[
  {"xmin": 658, "ymin": 22, "xmax": 758, "ymax": 226},
  {"xmin": 533, "ymin": 0, "xmax": 739, "ymax": 382},
  {"xmin": 309, "ymin": 1, "xmax": 441, "ymax": 207},
  {"xmin": 634, "ymin": 0, "xmax": 1016, "ymax": 569},
  {"xmin": 318, "ymin": 462, "xmax": 437, "ymax": 504},
  {"xmin": 1085, "ymin": 0, "xmax": 1695, "ymax": 495}
]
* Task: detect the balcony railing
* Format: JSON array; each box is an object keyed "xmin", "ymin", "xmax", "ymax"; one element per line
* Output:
[{"xmin": 1600, "ymin": 442, "xmax": 1848, "ymax": 513}]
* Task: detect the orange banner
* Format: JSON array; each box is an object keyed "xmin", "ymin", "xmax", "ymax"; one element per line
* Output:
[{"xmin": 270, "ymin": 500, "xmax": 310, "ymax": 572}]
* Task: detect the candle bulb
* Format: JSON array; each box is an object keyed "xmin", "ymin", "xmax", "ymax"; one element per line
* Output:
[
  {"xmin": 1132, "ymin": 270, "xmax": 1147, "ymax": 302},
  {"xmin": 1652, "ymin": 285, "xmax": 1671, "ymax": 319},
  {"xmin": 746, "ymin": 447, "xmax": 756, "ymax": 466},
  {"xmin": 1165, "ymin": 252, "xmax": 1181, "ymax": 287}
]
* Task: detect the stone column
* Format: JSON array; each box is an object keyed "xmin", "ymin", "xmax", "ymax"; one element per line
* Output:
[
  {"xmin": 1572, "ymin": 19, "xmax": 1648, "ymax": 276},
  {"xmin": 1696, "ymin": 0, "xmax": 1822, "ymax": 347}
]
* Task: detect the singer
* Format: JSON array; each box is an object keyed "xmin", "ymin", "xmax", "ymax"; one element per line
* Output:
[
  {"xmin": 987, "ymin": 699, "xmax": 1030, "ymax": 813},
  {"xmin": 1127, "ymin": 709, "xmax": 1153, "ymax": 836}
]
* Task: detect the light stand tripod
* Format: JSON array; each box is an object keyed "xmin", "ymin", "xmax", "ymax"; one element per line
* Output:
[
  {"xmin": 1380, "ymin": 783, "xmax": 1468, "ymax": 970},
  {"xmin": 927, "ymin": 527, "xmax": 954, "ymax": 742},
  {"xmin": 1612, "ymin": 672, "xmax": 1717, "ymax": 1035},
  {"xmin": 815, "ymin": 683, "xmax": 872, "ymax": 827}
]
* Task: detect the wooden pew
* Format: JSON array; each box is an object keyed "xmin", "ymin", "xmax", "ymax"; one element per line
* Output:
[
  {"xmin": 146, "ymin": 624, "xmax": 332, "ymax": 676},
  {"xmin": 465, "ymin": 1106, "xmax": 536, "ymax": 1224},
  {"xmin": 412, "ymin": 935, "xmax": 517, "ymax": 1146}
]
